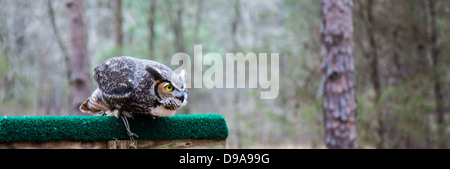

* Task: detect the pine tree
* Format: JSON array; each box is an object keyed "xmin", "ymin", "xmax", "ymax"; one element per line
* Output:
[{"xmin": 320, "ymin": 0, "xmax": 358, "ymax": 149}]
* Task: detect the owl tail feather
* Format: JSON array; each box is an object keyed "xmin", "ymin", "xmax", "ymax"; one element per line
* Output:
[{"xmin": 79, "ymin": 88, "xmax": 110, "ymax": 114}]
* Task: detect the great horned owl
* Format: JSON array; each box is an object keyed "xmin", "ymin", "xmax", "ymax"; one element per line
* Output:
[
  {"xmin": 80, "ymin": 56, "xmax": 187, "ymax": 117},
  {"xmin": 79, "ymin": 56, "xmax": 187, "ymax": 147}
]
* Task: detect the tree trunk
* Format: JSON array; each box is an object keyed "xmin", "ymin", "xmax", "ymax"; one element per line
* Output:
[
  {"xmin": 193, "ymin": 0, "xmax": 204, "ymax": 45},
  {"xmin": 231, "ymin": 0, "xmax": 241, "ymax": 51},
  {"xmin": 428, "ymin": 0, "xmax": 445, "ymax": 148},
  {"xmin": 320, "ymin": 0, "xmax": 358, "ymax": 149},
  {"xmin": 48, "ymin": 0, "xmax": 72, "ymax": 115},
  {"xmin": 148, "ymin": 0, "xmax": 157, "ymax": 58},
  {"xmin": 66, "ymin": 0, "xmax": 92, "ymax": 115},
  {"xmin": 48, "ymin": 0, "xmax": 70, "ymax": 81},
  {"xmin": 232, "ymin": 0, "xmax": 242, "ymax": 148},
  {"xmin": 111, "ymin": 0, "xmax": 123, "ymax": 50},
  {"xmin": 366, "ymin": 0, "xmax": 383, "ymax": 149},
  {"xmin": 173, "ymin": 2, "xmax": 184, "ymax": 53}
]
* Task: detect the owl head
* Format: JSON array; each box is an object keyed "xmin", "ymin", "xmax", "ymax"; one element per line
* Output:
[{"xmin": 146, "ymin": 66, "xmax": 188, "ymax": 111}]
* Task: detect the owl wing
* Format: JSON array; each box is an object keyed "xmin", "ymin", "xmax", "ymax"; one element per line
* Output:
[{"xmin": 93, "ymin": 57, "xmax": 136, "ymax": 98}]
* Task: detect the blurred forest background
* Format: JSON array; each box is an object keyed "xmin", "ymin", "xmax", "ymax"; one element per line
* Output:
[{"xmin": 0, "ymin": 0, "xmax": 449, "ymax": 148}]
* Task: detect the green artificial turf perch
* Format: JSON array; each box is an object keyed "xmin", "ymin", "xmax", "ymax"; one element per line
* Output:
[{"xmin": 0, "ymin": 114, "xmax": 228, "ymax": 143}]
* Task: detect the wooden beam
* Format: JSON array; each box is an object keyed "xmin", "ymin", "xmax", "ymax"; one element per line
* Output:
[
  {"xmin": 0, "ymin": 139, "xmax": 226, "ymax": 149},
  {"xmin": 137, "ymin": 139, "xmax": 226, "ymax": 149},
  {"xmin": 0, "ymin": 141, "xmax": 107, "ymax": 149}
]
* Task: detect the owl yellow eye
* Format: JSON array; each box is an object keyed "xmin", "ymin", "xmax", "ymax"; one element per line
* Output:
[{"xmin": 164, "ymin": 85, "xmax": 173, "ymax": 92}]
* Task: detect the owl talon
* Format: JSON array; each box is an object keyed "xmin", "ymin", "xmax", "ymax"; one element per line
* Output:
[{"xmin": 113, "ymin": 110, "xmax": 120, "ymax": 119}]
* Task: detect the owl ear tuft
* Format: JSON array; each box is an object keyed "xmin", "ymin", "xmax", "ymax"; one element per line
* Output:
[{"xmin": 146, "ymin": 67, "xmax": 164, "ymax": 81}]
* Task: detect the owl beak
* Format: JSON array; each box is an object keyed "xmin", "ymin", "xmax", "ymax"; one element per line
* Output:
[
  {"xmin": 176, "ymin": 95, "xmax": 184, "ymax": 102},
  {"xmin": 176, "ymin": 91, "xmax": 188, "ymax": 105}
]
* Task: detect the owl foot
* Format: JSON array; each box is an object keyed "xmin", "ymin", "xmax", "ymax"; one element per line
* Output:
[{"xmin": 120, "ymin": 115, "xmax": 139, "ymax": 149}]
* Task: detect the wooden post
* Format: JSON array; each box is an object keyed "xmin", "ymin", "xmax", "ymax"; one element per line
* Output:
[{"xmin": 107, "ymin": 140, "xmax": 130, "ymax": 149}]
